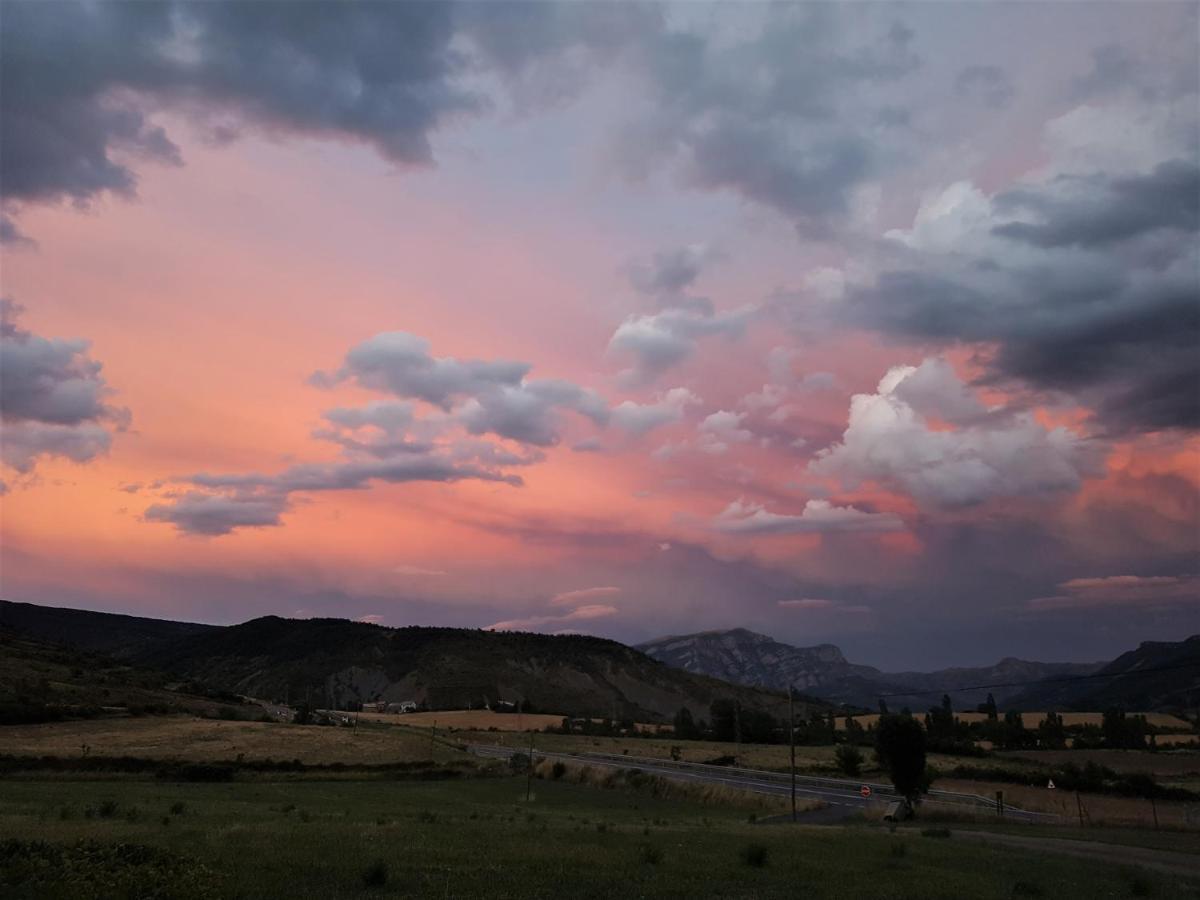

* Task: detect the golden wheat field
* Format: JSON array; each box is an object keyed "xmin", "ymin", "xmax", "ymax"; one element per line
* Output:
[
  {"xmin": 0, "ymin": 716, "xmax": 470, "ymax": 765},
  {"xmin": 355, "ymin": 709, "xmax": 568, "ymax": 732}
]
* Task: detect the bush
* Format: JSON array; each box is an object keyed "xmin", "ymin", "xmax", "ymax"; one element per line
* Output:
[
  {"xmin": 551, "ymin": 761, "xmax": 567, "ymax": 780},
  {"xmin": 169, "ymin": 802, "xmax": 186, "ymax": 816},
  {"xmin": 362, "ymin": 859, "xmax": 389, "ymax": 887},
  {"xmin": 97, "ymin": 800, "xmax": 119, "ymax": 818},
  {"xmin": 638, "ymin": 844, "xmax": 663, "ymax": 865},
  {"xmin": 739, "ymin": 843, "xmax": 769, "ymax": 868},
  {"xmin": 834, "ymin": 743, "xmax": 863, "ymax": 777}
]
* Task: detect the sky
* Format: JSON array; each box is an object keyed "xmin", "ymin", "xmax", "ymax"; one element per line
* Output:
[{"xmin": 1, "ymin": 1, "xmax": 1197, "ymax": 670}]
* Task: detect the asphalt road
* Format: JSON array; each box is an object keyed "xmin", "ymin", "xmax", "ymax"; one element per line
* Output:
[{"xmin": 468, "ymin": 743, "xmax": 1059, "ymax": 824}]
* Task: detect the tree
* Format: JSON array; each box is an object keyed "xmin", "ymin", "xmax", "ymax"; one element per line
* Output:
[
  {"xmin": 672, "ymin": 706, "xmax": 700, "ymax": 740},
  {"xmin": 874, "ymin": 714, "xmax": 927, "ymax": 802},
  {"xmin": 1037, "ymin": 711, "xmax": 1067, "ymax": 749},
  {"xmin": 709, "ymin": 699, "xmax": 737, "ymax": 743},
  {"xmin": 878, "ymin": 698, "xmax": 890, "ymax": 716},
  {"xmin": 982, "ymin": 693, "xmax": 998, "ymax": 721},
  {"xmin": 834, "ymin": 742, "xmax": 863, "ymax": 777}
]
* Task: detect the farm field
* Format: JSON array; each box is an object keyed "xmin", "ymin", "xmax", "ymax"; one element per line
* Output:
[
  {"xmin": 0, "ymin": 716, "xmax": 471, "ymax": 766},
  {"xmin": 2, "ymin": 776, "xmax": 1196, "ymax": 899},
  {"xmin": 357, "ymin": 709, "xmax": 569, "ymax": 732},
  {"xmin": 839, "ymin": 712, "xmax": 1193, "ymax": 731}
]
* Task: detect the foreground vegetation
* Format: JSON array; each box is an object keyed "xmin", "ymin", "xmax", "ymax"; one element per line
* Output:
[{"xmin": 2, "ymin": 776, "xmax": 1196, "ymax": 899}]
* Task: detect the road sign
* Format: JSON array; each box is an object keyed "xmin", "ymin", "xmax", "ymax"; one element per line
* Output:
[
  {"xmin": 860, "ymin": 785, "xmax": 871, "ymax": 798},
  {"xmin": 1047, "ymin": 779, "xmax": 1056, "ymax": 789}
]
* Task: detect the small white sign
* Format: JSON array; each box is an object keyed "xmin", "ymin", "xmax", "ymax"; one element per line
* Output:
[{"xmin": 1047, "ymin": 779, "xmax": 1056, "ymax": 789}]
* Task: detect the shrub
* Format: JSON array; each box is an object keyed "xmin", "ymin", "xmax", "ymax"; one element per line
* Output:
[
  {"xmin": 1012, "ymin": 881, "xmax": 1044, "ymax": 897},
  {"xmin": 362, "ymin": 859, "xmax": 389, "ymax": 887},
  {"xmin": 739, "ymin": 843, "xmax": 769, "ymax": 868},
  {"xmin": 551, "ymin": 761, "xmax": 567, "ymax": 780},
  {"xmin": 834, "ymin": 743, "xmax": 863, "ymax": 777},
  {"xmin": 97, "ymin": 800, "xmax": 119, "ymax": 818},
  {"xmin": 417, "ymin": 810, "xmax": 437, "ymax": 824},
  {"xmin": 169, "ymin": 802, "xmax": 186, "ymax": 816},
  {"xmin": 638, "ymin": 844, "xmax": 663, "ymax": 865}
]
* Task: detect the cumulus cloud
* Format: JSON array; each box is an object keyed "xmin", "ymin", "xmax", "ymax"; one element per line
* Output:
[
  {"xmin": 609, "ymin": 306, "xmax": 753, "ymax": 384},
  {"xmin": 610, "ymin": 387, "xmax": 700, "ymax": 436},
  {"xmin": 314, "ymin": 332, "xmax": 606, "ymax": 447},
  {"xmin": 698, "ymin": 410, "xmax": 753, "ymax": 455},
  {"xmin": 812, "ymin": 359, "xmax": 1099, "ymax": 509},
  {"xmin": 1028, "ymin": 574, "xmax": 1198, "ymax": 611},
  {"xmin": 713, "ymin": 498, "xmax": 904, "ymax": 535},
  {"xmin": 0, "ymin": 299, "xmax": 127, "ymax": 474},
  {"xmin": 626, "ymin": 244, "xmax": 716, "ymax": 303}
]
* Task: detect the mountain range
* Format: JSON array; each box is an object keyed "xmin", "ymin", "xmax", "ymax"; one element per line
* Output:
[
  {"xmin": 0, "ymin": 601, "xmax": 804, "ymax": 723},
  {"xmin": 636, "ymin": 628, "xmax": 1197, "ymax": 712}
]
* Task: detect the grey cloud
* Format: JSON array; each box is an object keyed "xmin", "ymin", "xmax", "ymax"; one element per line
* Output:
[
  {"xmin": 609, "ymin": 305, "xmax": 753, "ymax": 384},
  {"xmin": 616, "ymin": 7, "xmax": 919, "ymax": 233},
  {"xmin": 844, "ymin": 160, "xmax": 1200, "ymax": 435},
  {"xmin": 1, "ymin": 422, "xmax": 113, "ymax": 474},
  {"xmin": 144, "ymin": 492, "xmax": 289, "ymax": 537},
  {"xmin": 317, "ymin": 332, "xmax": 607, "ymax": 447},
  {"xmin": 955, "ymin": 65, "xmax": 1014, "ymax": 109},
  {"xmin": 0, "ymin": 1, "xmax": 653, "ymax": 236},
  {"xmin": 626, "ymin": 244, "xmax": 717, "ymax": 306},
  {"xmin": 313, "ymin": 332, "xmax": 529, "ymax": 408},
  {"xmin": 0, "ymin": 299, "xmax": 127, "ymax": 472},
  {"xmin": 992, "ymin": 160, "xmax": 1199, "ymax": 249},
  {"xmin": 609, "ymin": 388, "xmax": 700, "ymax": 437}
]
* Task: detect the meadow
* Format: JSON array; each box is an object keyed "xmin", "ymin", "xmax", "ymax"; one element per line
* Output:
[{"xmin": 3, "ymin": 775, "xmax": 1197, "ymax": 899}]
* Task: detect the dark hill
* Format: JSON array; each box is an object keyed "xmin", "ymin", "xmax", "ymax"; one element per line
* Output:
[
  {"xmin": 0, "ymin": 600, "xmax": 216, "ymax": 659},
  {"xmin": 0, "ymin": 602, "xmax": 814, "ymax": 723},
  {"xmin": 1006, "ymin": 635, "xmax": 1200, "ymax": 712}
]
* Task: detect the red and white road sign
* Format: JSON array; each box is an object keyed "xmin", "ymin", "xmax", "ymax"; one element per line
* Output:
[{"xmin": 860, "ymin": 785, "xmax": 872, "ymax": 798}]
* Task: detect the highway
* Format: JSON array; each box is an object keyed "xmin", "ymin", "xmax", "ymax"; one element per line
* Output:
[{"xmin": 468, "ymin": 743, "xmax": 1061, "ymax": 824}]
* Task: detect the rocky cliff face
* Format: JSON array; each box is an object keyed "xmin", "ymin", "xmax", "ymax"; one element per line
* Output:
[
  {"xmin": 638, "ymin": 628, "xmax": 1105, "ymax": 710},
  {"xmin": 636, "ymin": 628, "xmax": 880, "ymax": 692}
]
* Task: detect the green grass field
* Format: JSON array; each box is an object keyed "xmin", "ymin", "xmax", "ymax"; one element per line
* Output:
[{"xmin": 2, "ymin": 776, "xmax": 1196, "ymax": 899}]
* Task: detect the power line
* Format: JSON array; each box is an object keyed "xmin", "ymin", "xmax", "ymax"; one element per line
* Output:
[{"xmin": 871, "ymin": 659, "xmax": 1200, "ymax": 700}]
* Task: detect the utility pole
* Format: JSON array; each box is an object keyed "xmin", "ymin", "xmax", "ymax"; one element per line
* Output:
[
  {"xmin": 789, "ymin": 686, "xmax": 796, "ymax": 822},
  {"xmin": 734, "ymin": 702, "xmax": 742, "ymax": 765},
  {"xmin": 525, "ymin": 727, "xmax": 535, "ymax": 803},
  {"xmin": 1075, "ymin": 791, "xmax": 1085, "ymax": 827},
  {"xmin": 430, "ymin": 720, "xmax": 437, "ymax": 761}
]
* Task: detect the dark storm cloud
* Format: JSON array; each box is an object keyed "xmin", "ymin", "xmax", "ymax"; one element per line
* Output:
[
  {"xmin": 992, "ymin": 160, "xmax": 1200, "ymax": 249},
  {"xmin": 954, "ymin": 65, "xmax": 1014, "ymax": 109},
  {"xmin": 0, "ymin": 1, "xmax": 654, "ymax": 237},
  {"xmin": 0, "ymin": 299, "xmax": 128, "ymax": 473},
  {"xmin": 0, "ymin": 1, "xmax": 465, "ymax": 214},
  {"xmin": 844, "ymin": 160, "xmax": 1200, "ymax": 435}
]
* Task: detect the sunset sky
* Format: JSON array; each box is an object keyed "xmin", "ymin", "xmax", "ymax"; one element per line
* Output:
[{"xmin": 1, "ymin": 1, "xmax": 1197, "ymax": 669}]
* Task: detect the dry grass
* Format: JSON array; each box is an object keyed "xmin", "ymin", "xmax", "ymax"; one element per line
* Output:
[
  {"xmin": 937, "ymin": 778, "xmax": 1200, "ymax": 829},
  {"xmin": 0, "ymin": 716, "xmax": 469, "ymax": 765},
  {"xmin": 532, "ymin": 758, "xmax": 822, "ymax": 815}
]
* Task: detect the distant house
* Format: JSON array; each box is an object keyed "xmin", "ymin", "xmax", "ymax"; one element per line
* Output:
[{"xmin": 385, "ymin": 700, "xmax": 418, "ymax": 714}]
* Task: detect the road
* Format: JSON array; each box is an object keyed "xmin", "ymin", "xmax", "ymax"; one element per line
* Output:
[
  {"xmin": 468, "ymin": 743, "xmax": 1059, "ymax": 824},
  {"xmin": 951, "ymin": 830, "xmax": 1200, "ymax": 880}
]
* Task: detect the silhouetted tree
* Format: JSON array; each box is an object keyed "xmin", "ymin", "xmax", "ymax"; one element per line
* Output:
[
  {"xmin": 875, "ymin": 714, "xmax": 927, "ymax": 802},
  {"xmin": 834, "ymin": 742, "xmax": 863, "ymax": 777}
]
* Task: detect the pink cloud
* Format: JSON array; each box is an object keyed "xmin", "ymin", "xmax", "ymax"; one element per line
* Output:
[
  {"xmin": 550, "ymin": 586, "xmax": 621, "ymax": 606},
  {"xmin": 1029, "ymin": 575, "xmax": 1198, "ymax": 611},
  {"xmin": 485, "ymin": 603, "xmax": 619, "ymax": 633}
]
